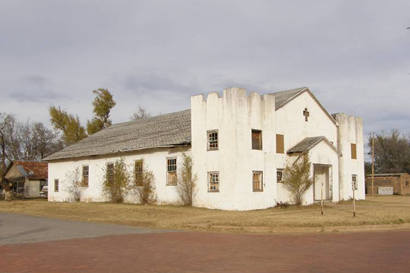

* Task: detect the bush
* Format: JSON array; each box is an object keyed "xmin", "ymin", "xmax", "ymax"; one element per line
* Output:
[
  {"xmin": 65, "ymin": 168, "xmax": 81, "ymax": 201},
  {"xmin": 282, "ymin": 154, "xmax": 313, "ymax": 205},
  {"xmin": 177, "ymin": 153, "xmax": 197, "ymax": 206},
  {"xmin": 135, "ymin": 169, "xmax": 156, "ymax": 205},
  {"xmin": 103, "ymin": 159, "xmax": 131, "ymax": 203}
]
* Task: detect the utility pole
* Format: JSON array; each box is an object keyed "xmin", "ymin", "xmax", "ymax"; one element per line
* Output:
[{"xmin": 371, "ymin": 133, "xmax": 375, "ymax": 196}]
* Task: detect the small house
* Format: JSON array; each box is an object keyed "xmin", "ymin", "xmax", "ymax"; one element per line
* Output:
[{"xmin": 5, "ymin": 161, "xmax": 48, "ymax": 198}]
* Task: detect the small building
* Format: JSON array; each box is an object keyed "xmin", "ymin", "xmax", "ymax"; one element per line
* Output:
[
  {"xmin": 45, "ymin": 87, "xmax": 365, "ymax": 210},
  {"xmin": 365, "ymin": 173, "xmax": 410, "ymax": 195},
  {"xmin": 5, "ymin": 161, "xmax": 48, "ymax": 198}
]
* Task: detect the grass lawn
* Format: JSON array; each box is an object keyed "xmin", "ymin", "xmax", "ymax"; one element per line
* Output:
[{"xmin": 1, "ymin": 196, "xmax": 410, "ymax": 234}]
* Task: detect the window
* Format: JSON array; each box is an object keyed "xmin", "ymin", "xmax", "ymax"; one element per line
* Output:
[
  {"xmin": 351, "ymin": 143, "xmax": 357, "ymax": 159},
  {"xmin": 54, "ymin": 179, "xmax": 59, "ymax": 192},
  {"xmin": 252, "ymin": 130, "xmax": 262, "ymax": 150},
  {"xmin": 207, "ymin": 130, "xmax": 218, "ymax": 150},
  {"xmin": 208, "ymin": 172, "xmax": 219, "ymax": 192},
  {"xmin": 352, "ymin": 174, "xmax": 358, "ymax": 190},
  {"xmin": 106, "ymin": 163, "xmax": 114, "ymax": 184},
  {"xmin": 167, "ymin": 158, "xmax": 177, "ymax": 186},
  {"xmin": 277, "ymin": 169, "xmax": 284, "ymax": 183},
  {"xmin": 276, "ymin": 134, "xmax": 284, "ymax": 154},
  {"xmin": 135, "ymin": 160, "xmax": 143, "ymax": 186},
  {"xmin": 82, "ymin": 165, "xmax": 89, "ymax": 187},
  {"xmin": 253, "ymin": 171, "xmax": 263, "ymax": 192}
]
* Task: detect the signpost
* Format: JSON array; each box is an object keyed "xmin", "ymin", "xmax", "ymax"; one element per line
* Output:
[{"xmin": 352, "ymin": 175, "xmax": 357, "ymax": 217}]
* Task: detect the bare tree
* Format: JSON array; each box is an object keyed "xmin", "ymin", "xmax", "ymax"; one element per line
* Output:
[
  {"xmin": 130, "ymin": 106, "xmax": 151, "ymax": 121},
  {"xmin": 0, "ymin": 113, "xmax": 17, "ymax": 191},
  {"xmin": 369, "ymin": 130, "xmax": 410, "ymax": 174}
]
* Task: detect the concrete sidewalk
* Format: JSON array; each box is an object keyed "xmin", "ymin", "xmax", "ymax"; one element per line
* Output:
[{"xmin": 0, "ymin": 212, "xmax": 169, "ymax": 245}]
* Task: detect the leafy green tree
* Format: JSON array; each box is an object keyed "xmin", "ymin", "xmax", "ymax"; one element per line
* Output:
[
  {"xmin": 87, "ymin": 89, "xmax": 116, "ymax": 135},
  {"xmin": 282, "ymin": 154, "xmax": 313, "ymax": 205},
  {"xmin": 49, "ymin": 106, "xmax": 87, "ymax": 145}
]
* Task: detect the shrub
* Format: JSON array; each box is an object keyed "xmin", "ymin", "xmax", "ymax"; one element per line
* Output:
[
  {"xmin": 282, "ymin": 153, "xmax": 313, "ymax": 205},
  {"xmin": 65, "ymin": 168, "xmax": 81, "ymax": 201},
  {"xmin": 103, "ymin": 159, "xmax": 131, "ymax": 203},
  {"xmin": 177, "ymin": 153, "xmax": 197, "ymax": 206},
  {"xmin": 135, "ymin": 169, "xmax": 156, "ymax": 205}
]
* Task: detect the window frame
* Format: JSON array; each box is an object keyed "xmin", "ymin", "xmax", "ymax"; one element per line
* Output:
[
  {"xmin": 251, "ymin": 129, "xmax": 263, "ymax": 150},
  {"xmin": 54, "ymin": 179, "xmax": 59, "ymax": 192},
  {"xmin": 276, "ymin": 169, "xmax": 284, "ymax": 183},
  {"xmin": 207, "ymin": 130, "xmax": 219, "ymax": 151},
  {"xmin": 82, "ymin": 165, "xmax": 89, "ymax": 187},
  {"xmin": 351, "ymin": 143, "xmax": 357, "ymax": 159},
  {"xmin": 106, "ymin": 162, "xmax": 114, "ymax": 184},
  {"xmin": 208, "ymin": 171, "xmax": 220, "ymax": 192},
  {"xmin": 166, "ymin": 157, "xmax": 177, "ymax": 186},
  {"xmin": 276, "ymin": 134, "xmax": 285, "ymax": 154},
  {"xmin": 134, "ymin": 160, "xmax": 144, "ymax": 186},
  {"xmin": 252, "ymin": 171, "xmax": 263, "ymax": 192}
]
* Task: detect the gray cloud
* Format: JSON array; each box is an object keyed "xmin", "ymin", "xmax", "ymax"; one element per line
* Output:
[{"xmin": 0, "ymin": 0, "xmax": 409, "ymax": 135}]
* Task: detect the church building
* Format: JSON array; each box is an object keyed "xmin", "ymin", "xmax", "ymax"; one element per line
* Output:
[{"xmin": 45, "ymin": 87, "xmax": 365, "ymax": 210}]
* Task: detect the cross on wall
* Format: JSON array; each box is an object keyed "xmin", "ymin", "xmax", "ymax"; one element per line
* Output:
[{"xmin": 303, "ymin": 108, "xmax": 310, "ymax": 122}]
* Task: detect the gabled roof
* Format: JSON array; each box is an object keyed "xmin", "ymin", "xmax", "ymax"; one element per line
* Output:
[
  {"xmin": 270, "ymin": 87, "xmax": 308, "ymax": 110},
  {"xmin": 5, "ymin": 161, "xmax": 48, "ymax": 180},
  {"xmin": 44, "ymin": 110, "xmax": 191, "ymax": 161},
  {"xmin": 287, "ymin": 136, "xmax": 337, "ymax": 154},
  {"xmin": 270, "ymin": 87, "xmax": 337, "ymax": 125}
]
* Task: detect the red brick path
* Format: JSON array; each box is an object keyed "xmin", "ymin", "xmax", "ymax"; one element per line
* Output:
[{"xmin": 1, "ymin": 231, "xmax": 410, "ymax": 273}]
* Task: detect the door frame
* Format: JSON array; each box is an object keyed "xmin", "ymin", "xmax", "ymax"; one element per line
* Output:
[{"xmin": 313, "ymin": 163, "xmax": 332, "ymax": 201}]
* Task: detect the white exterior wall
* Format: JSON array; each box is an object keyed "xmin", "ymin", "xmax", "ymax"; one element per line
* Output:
[
  {"xmin": 334, "ymin": 113, "xmax": 365, "ymax": 200},
  {"xmin": 48, "ymin": 148, "xmax": 190, "ymax": 204},
  {"xmin": 191, "ymin": 88, "xmax": 277, "ymax": 210}
]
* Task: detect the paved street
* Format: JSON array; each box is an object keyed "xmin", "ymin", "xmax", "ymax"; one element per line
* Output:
[
  {"xmin": 0, "ymin": 213, "xmax": 164, "ymax": 245},
  {"xmin": 1, "ymin": 213, "xmax": 410, "ymax": 273}
]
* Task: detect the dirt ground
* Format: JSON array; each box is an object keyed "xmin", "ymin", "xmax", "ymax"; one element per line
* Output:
[
  {"xmin": 1, "ymin": 229, "xmax": 409, "ymax": 273},
  {"xmin": 1, "ymin": 195, "xmax": 410, "ymax": 233}
]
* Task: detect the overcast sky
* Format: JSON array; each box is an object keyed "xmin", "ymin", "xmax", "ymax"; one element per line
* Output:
[{"xmin": 1, "ymin": 0, "xmax": 409, "ymax": 138}]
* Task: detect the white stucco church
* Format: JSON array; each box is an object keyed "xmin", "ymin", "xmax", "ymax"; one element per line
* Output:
[{"xmin": 45, "ymin": 87, "xmax": 365, "ymax": 210}]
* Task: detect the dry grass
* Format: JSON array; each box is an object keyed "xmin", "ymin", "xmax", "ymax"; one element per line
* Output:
[{"xmin": 1, "ymin": 196, "xmax": 410, "ymax": 234}]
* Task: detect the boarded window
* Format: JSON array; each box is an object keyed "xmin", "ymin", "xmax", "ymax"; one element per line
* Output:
[
  {"xmin": 277, "ymin": 169, "xmax": 284, "ymax": 183},
  {"xmin": 351, "ymin": 143, "xmax": 357, "ymax": 159},
  {"xmin": 54, "ymin": 179, "xmax": 59, "ymax": 192},
  {"xmin": 208, "ymin": 172, "xmax": 219, "ymax": 192},
  {"xmin": 82, "ymin": 165, "xmax": 89, "ymax": 187},
  {"xmin": 207, "ymin": 130, "xmax": 218, "ymax": 150},
  {"xmin": 252, "ymin": 130, "xmax": 262, "ymax": 150},
  {"xmin": 106, "ymin": 163, "xmax": 114, "ymax": 184},
  {"xmin": 167, "ymin": 158, "xmax": 177, "ymax": 186},
  {"xmin": 253, "ymin": 171, "xmax": 263, "ymax": 192},
  {"xmin": 276, "ymin": 134, "xmax": 284, "ymax": 154},
  {"xmin": 135, "ymin": 160, "xmax": 143, "ymax": 186}
]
